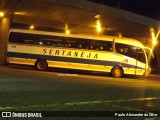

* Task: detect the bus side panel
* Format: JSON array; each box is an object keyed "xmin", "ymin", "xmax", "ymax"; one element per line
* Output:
[{"xmin": 7, "ymin": 43, "xmax": 146, "ymax": 76}]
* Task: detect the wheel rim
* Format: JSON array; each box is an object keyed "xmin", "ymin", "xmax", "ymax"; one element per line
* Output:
[
  {"xmin": 114, "ymin": 69, "xmax": 121, "ymax": 77},
  {"xmin": 37, "ymin": 62, "xmax": 45, "ymax": 70},
  {"xmin": 112, "ymin": 67, "xmax": 122, "ymax": 78}
]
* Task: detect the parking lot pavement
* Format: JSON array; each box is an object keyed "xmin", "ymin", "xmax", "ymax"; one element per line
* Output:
[{"xmin": 147, "ymin": 74, "xmax": 160, "ymax": 81}]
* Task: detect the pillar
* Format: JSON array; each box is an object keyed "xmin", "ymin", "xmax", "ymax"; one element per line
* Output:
[{"xmin": 0, "ymin": 17, "xmax": 10, "ymax": 65}]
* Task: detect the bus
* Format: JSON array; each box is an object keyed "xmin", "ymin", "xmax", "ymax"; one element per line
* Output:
[{"xmin": 6, "ymin": 29, "xmax": 150, "ymax": 78}]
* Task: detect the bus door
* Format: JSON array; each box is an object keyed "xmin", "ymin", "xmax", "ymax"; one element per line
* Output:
[{"xmin": 135, "ymin": 48, "xmax": 146, "ymax": 76}]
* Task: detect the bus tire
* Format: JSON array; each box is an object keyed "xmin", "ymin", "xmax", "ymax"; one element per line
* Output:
[
  {"xmin": 35, "ymin": 59, "xmax": 48, "ymax": 71},
  {"xmin": 111, "ymin": 66, "xmax": 123, "ymax": 78}
]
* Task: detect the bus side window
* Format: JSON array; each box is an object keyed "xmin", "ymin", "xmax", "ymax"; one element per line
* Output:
[
  {"xmin": 9, "ymin": 33, "xmax": 20, "ymax": 43},
  {"xmin": 23, "ymin": 33, "xmax": 38, "ymax": 44},
  {"xmin": 75, "ymin": 38, "xmax": 88, "ymax": 49},
  {"xmin": 116, "ymin": 43, "xmax": 129, "ymax": 56},
  {"xmin": 52, "ymin": 40, "xmax": 63, "ymax": 47},
  {"xmin": 90, "ymin": 40, "xmax": 112, "ymax": 51},
  {"xmin": 90, "ymin": 41, "xmax": 96, "ymax": 50},
  {"xmin": 46, "ymin": 41, "xmax": 51, "ymax": 46},
  {"xmin": 104, "ymin": 41, "xmax": 112, "ymax": 51},
  {"xmin": 34, "ymin": 40, "xmax": 38, "ymax": 45},
  {"xmin": 57, "ymin": 42, "xmax": 61, "ymax": 47},
  {"xmin": 99, "ymin": 46, "xmax": 104, "ymax": 51},
  {"xmin": 115, "ymin": 43, "xmax": 138, "ymax": 58},
  {"xmin": 90, "ymin": 45, "xmax": 93, "ymax": 50},
  {"xmin": 51, "ymin": 40, "xmax": 56, "ymax": 46},
  {"xmin": 78, "ymin": 44, "xmax": 82, "ymax": 48}
]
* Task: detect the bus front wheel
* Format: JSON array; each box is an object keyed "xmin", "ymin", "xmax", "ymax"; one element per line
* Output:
[
  {"xmin": 111, "ymin": 66, "xmax": 123, "ymax": 78},
  {"xmin": 35, "ymin": 59, "xmax": 48, "ymax": 71}
]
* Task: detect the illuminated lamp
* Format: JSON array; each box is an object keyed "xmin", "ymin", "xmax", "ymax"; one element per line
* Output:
[
  {"xmin": 65, "ymin": 30, "xmax": 70, "ymax": 34},
  {"xmin": 0, "ymin": 11, "xmax": 4, "ymax": 17},
  {"xmin": 96, "ymin": 20, "xmax": 102, "ymax": 33},
  {"xmin": 29, "ymin": 25, "xmax": 35, "ymax": 30}
]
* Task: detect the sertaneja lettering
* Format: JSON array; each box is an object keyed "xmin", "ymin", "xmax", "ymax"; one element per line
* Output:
[
  {"xmin": 93, "ymin": 54, "xmax": 98, "ymax": 59},
  {"xmin": 67, "ymin": 51, "xmax": 72, "ymax": 56},
  {"xmin": 43, "ymin": 49, "xmax": 47, "ymax": 54},
  {"xmin": 81, "ymin": 52, "xmax": 85, "ymax": 57},
  {"xmin": 87, "ymin": 53, "xmax": 91, "ymax": 58},
  {"xmin": 62, "ymin": 50, "xmax": 66, "ymax": 55},
  {"xmin": 55, "ymin": 50, "xmax": 60, "ymax": 55},
  {"xmin": 74, "ymin": 52, "xmax": 78, "ymax": 57},
  {"xmin": 43, "ymin": 49, "xmax": 98, "ymax": 59},
  {"xmin": 49, "ymin": 49, "xmax": 53, "ymax": 55}
]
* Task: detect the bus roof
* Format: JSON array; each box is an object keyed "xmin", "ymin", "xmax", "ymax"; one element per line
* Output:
[{"xmin": 10, "ymin": 29, "xmax": 145, "ymax": 48}]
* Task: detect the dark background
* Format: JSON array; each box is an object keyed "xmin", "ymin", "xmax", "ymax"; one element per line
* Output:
[{"xmin": 88, "ymin": 0, "xmax": 160, "ymax": 20}]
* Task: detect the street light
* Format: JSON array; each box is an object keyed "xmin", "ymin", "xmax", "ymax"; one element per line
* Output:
[
  {"xmin": 151, "ymin": 32, "xmax": 157, "ymax": 45},
  {"xmin": 96, "ymin": 20, "xmax": 102, "ymax": 33},
  {"xmin": 65, "ymin": 23, "xmax": 70, "ymax": 34},
  {"xmin": 29, "ymin": 25, "xmax": 35, "ymax": 30},
  {"xmin": 149, "ymin": 27, "xmax": 159, "ymax": 48},
  {"xmin": 155, "ymin": 28, "xmax": 160, "ymax": 42},
  {"xmin": 65, "ymin": 30, "xmax": 70, "ymax": 34},
  {"xmin": 147, "ymin": 27, "xmax": 159, "ymax": 65},
  {"xmin": 0, "ymin": 11, "xmax": 4, "ymax": 17},
  {"xmin": 118, "ymin": 32, "xmax": 122, "ymax": 37}
]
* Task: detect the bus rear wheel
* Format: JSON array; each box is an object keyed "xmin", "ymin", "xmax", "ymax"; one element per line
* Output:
[
  {"xmin": 35, "ymin": 59, "xmax": 48, "ymax": 71},
  {"xmin": 111, "ymin": 66, "xmax": 123, "ymax": 78}
]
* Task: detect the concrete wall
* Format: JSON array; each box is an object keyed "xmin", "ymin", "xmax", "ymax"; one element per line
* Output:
[{"xmin": 47, "ymin": 0, "xmax": 160, "ymax": 28}]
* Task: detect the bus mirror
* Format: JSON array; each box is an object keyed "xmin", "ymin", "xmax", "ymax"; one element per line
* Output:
[{"xmin": 144, "ymin": 47, "xmax": 154, "ymax": 59}]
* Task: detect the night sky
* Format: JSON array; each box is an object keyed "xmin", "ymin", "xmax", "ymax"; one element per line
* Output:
[{"xmin": 88, "ymin": 0, "xmax": 160, "ymax": 20}]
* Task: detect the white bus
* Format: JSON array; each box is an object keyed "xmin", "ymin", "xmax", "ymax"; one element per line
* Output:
[{"xmin": 6, "ymin": 29, "xmax": 150, "ymax": 78}]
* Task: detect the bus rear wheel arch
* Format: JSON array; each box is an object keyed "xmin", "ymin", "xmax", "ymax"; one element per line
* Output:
[
  {"xmin": 111, "ymin": 66, "xmax": 123, "ymax": 78},
  {"xmin": 35, "ymin": 59, "xmax": 48, "ymax": 71}
]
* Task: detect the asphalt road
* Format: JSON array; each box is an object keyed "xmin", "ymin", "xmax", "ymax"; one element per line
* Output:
[{"xmin": 0, "ymin": 65, "xmax": 160, "ymax": 119}]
